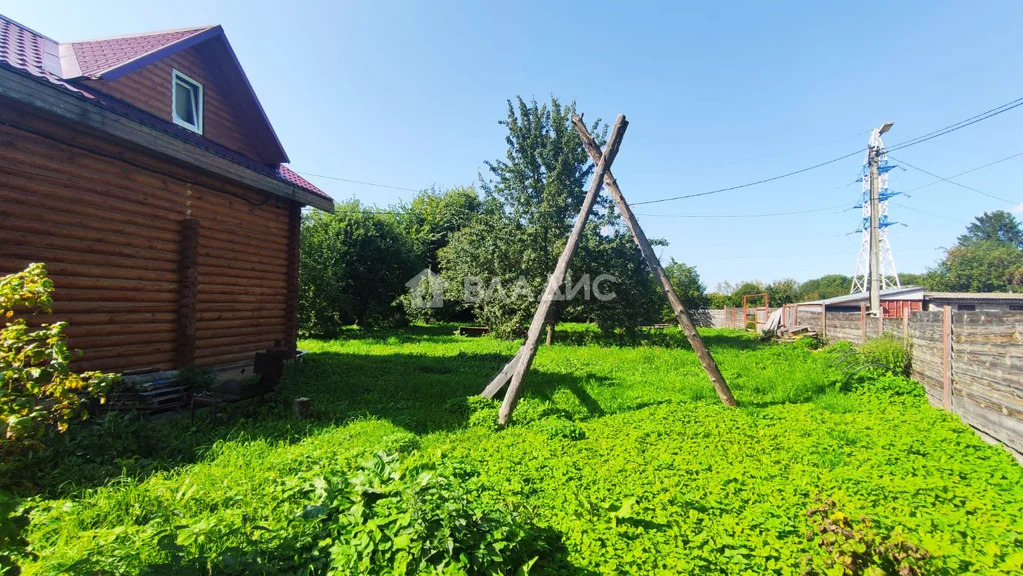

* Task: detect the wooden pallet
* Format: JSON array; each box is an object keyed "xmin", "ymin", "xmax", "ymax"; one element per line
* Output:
[{"xmin": 107, "ymin": 378, "xmax": 190, "ymax": 417}]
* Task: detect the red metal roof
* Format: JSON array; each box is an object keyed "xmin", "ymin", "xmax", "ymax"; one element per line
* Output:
[
  {"xmin": 71, "ymin": 27, "xmax": 211, "ymax": 77},
  {"xmin": 0, "ymin": 14, "xmax": 91, "ymax": 97},
  {"xmin": 0, "ymin": 13, "xmax": 329, "ymax": 203}
]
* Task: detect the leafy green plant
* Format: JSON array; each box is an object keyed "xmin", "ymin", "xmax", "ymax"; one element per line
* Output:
[
  {"xmin": 174, "ymin": 365, "xmax": 219, "ymax": 395},
  {"xmin": 298, "ymin": 452, "xmax": 541, "ymax": 575},
  {"xmin": 0, "ymin": 264, "xmax": 118, "ymax": 462},
  {"xmin": 803, "ymin": 499, "xmax": 930, "ymax": 576},
  {"xmin": 13, "ymin": 326, "xmax": 1023, "ymax": 575},
  {"xmin": 858, "ymin": 333, "xmax": 911, "ymax": 377}
]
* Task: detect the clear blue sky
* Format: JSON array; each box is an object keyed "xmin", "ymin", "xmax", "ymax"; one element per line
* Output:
[{"xmin": 6, "ymin": 1, "xmax": 1023, "ymax": 289}]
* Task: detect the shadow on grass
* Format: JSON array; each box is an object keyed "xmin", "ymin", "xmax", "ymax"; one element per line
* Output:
[
  {"xmin": 549, "ymin": 326, "xmax": 773, "ymax": 353},
  {"xmin": 11, "ymin": 347, "xmax": 610, "ymax": 496},
  {"xmin": 12, "ymin": 328, "xmax": 813, "ymax": 496}
]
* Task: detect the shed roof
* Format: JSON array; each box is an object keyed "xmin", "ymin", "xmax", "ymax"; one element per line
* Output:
[
  {"xmin": 802, "ymin": 286, "xmax": 925, "ymax": 307},
  {"xmin": 924, "ymin": 292, "xmax": 1023, "ymax": 302},
  {"xmin": 0, "ymin": 14, "xmax": 331, "ymax": 210}
]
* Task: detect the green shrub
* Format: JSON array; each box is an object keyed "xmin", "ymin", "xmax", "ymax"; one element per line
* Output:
[
  {"xmin": 0, "ymin": 264, "xmax": 118, "ymax": 468},
  {"xmin": 803, "ymin": 499, "xmax": 930, "ymax": 576},
  {"xmin": 174, "ymin": 365, "xmax": 219, "ymax": 395},
  {"xmin": 859, "ymin": 333, "xmax": 911, "ymax": 377},
  {"xmin": 299, "ymin": 452, "xmax": 541, "ymax": 574}
]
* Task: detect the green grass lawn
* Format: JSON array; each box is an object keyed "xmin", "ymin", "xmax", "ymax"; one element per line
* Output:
[{"xmin": 8, "ymin": 326, "xmax": 1023, "ymax": 574}]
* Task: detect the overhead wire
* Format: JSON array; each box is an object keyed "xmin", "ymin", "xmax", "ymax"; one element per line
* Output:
[
  {"xmin": 885, "ymin": 98, "xmax": 1023, "ymax": 152},
  {"xmin": 296, "ymin": 171, "xmax": 424, "ymax": 193},
  {"xmin": 634, "ymin": 204, "xmax": 848, "ymax": 219},
  {"xmin": 889, "ymin": 155, "xmax": 1019, "ymax": 205},
  {"xmin": 631, "ymin": 95, "xmax": 1023, "ymax": 206},
  {"xmin": 894, "ymin": 151, "xmax": 1023, "ymax": 197}
]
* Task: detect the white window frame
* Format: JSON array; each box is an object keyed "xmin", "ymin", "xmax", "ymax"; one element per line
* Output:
[{"xmin": 171, "ymin": 69, "xmax": 203, "ymax": 134}]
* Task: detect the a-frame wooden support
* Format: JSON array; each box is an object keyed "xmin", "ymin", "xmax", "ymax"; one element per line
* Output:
[{"xmin": 481, "ymin": 114, "xmax": 737, "ymax": 425}]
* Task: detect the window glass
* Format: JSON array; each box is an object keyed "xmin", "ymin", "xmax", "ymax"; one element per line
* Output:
[{"xmin": 174, "ymin": 81, "xmax": 195, "ymax": 125}]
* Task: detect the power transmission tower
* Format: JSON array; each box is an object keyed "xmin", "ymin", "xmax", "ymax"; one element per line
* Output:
[{"xmin": 851, "ymin": 122, "xmax": 900, "ymax": 311}]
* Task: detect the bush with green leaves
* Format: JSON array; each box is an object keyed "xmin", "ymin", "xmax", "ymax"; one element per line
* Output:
[
  {"xmin": 299, "ymin": 201, "xmax": 420, "ymax": 336},
  {"xmin": 0, "ymin": 263, "xmax": 118, "ymax": 463},
  {"xmin": 803, "ymin": 499, "xmax": 930, "ymax": 576},
  {"xmin": 858, "ymin": 333, "xmax": 911, "ymax": 378},
  {"xmin": 299, "ymin": 452, "xmax": 541, "ymax": 575}
]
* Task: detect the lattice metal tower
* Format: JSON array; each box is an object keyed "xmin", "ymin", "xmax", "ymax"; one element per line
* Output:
[{"xmin": 851, "ymin": 128, "xmax": 901, "ymax": 294}]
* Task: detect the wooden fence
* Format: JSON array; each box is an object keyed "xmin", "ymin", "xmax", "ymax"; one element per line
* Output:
[
  {"xmin": 779, "ymin": 306, "xmax": 1022, "ymax": 462},
  {"xmin": 705, "ymin": 306, "xmax": 1021, "ymax": 461}
]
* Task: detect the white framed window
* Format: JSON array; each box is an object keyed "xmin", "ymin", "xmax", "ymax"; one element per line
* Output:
[{"xmin": 172, "ymin": 69, "xmax": 203, "ymax": 134}]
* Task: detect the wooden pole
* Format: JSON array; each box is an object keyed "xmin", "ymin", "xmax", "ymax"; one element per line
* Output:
[
  {"xmin": 490, "ymin": 115, "xmax": 629, "ymax": 425},
  {"xmin": 821, "ymin": 303, "xmax": 827, "ymax": 340},
  {"xmin": 571, "ymin": 115, "xmax": 737, "ymax": 407}
]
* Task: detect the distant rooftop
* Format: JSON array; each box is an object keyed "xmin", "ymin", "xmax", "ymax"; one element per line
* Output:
[
  {"xmin": 924, "ymin": 291, "xmax": 1023, "ymax": 301},
  {"xmin": 802, "ymin": 286, "xmax": 925, "ymax": 306}
]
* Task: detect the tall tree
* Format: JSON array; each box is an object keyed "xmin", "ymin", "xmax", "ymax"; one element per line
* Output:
[
  {"xmin": 299, "ymin": 200, "xmax": 418, "ymax": 335},
  {"xmin": 441, "ymin": 96, "xmax": 608, "ymax": 338},
  {"xmin": 729, "ymin": 281, "xmax": 767, "ymax": 307},
  {"xmin": 766, "ymin": 278, "xmax": 799, "ymax": 306},
  {"xmin": 394, "ymin": 186, "xmax": 483, "ymax": 269},
  {"xmin": 957, "ymin": 210, "xmax": 1023, "ymax": 249},
  {"xmin": 796, "ymin": 274, "xmax": 852, "ymax": 301},
  {"xmin": 927, "ymin": 241, "xmax": 1023, "ymax": 293}
]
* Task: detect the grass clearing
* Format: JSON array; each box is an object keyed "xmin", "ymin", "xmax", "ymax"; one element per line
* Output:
[{"xmin": 8, "ymin": 325, "xmax": 1023, "ymax": 574}]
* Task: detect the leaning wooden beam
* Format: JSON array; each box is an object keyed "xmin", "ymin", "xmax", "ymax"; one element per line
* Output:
[
  {"xmin": 571, "ymin": 115, "xmax": 737, "ymax": 407},
  {"xmin": 480, "ymin": 349, "xmax": 522, "ymax": 399},
  {"xmin": 491, "ymin": 115, "xmax": 629, "ymax": 425}
]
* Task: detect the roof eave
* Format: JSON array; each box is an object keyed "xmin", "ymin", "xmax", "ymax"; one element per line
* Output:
[{"xmin": 0, "ymin": 64, "xmax": 333, "ymax": 213}]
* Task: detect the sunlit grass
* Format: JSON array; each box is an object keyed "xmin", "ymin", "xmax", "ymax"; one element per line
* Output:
[{"xmin": 14, "ymin": 325, "xmax": 1023, "ymax": 574}]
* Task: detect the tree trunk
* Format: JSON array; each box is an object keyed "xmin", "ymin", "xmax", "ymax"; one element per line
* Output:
[{"xmin": 546, "ymin": 322, "xmax": 555, "ymax": 346}]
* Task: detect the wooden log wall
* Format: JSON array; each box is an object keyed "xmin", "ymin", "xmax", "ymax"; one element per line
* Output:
[{"xmin": 0, "ymin": 99, "xmax": 299, "ymax": 373}]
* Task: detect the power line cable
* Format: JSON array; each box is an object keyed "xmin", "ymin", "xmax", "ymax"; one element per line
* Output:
[
  {"xmin": 886, "ymin": 98, "xmax": 1023, "ymax": 152},
  {"xmin": 296, "ymin": 171, "xmax": 424, "ymax": 193},
  {"xmin": 294, "ymin": 97, "xmax": 1023, "ymax": 212},
  {"xmin": 631, "ymin": 149, "xmax": 866, "ymax": 206},
  {"xmin": 634, "ymin": 204, "xmax": 847, "ymax": 219},
  {"xmin": 898, "ymin": 150, "xmax": 1023, "ymax": 195},
  {"xmin": 889, "ymin": 155, "xmax": 1020, "ymax": 205},
  {"xmin": 633, "ymin": 95, "xmax": 1023, "ymax": 206}
]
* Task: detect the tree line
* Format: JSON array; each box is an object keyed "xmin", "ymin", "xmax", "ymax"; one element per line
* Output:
[
  {"xmin": 298, "ymin": 95, "xmax": 1023, "ymax": 336},
  {"xmin": 712, "ymin": 210, "xmax": 1023, "ymax": 307},
  {"xmin": 299, "ymin": 97, "xmax": 702, "ymax": 338}
]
